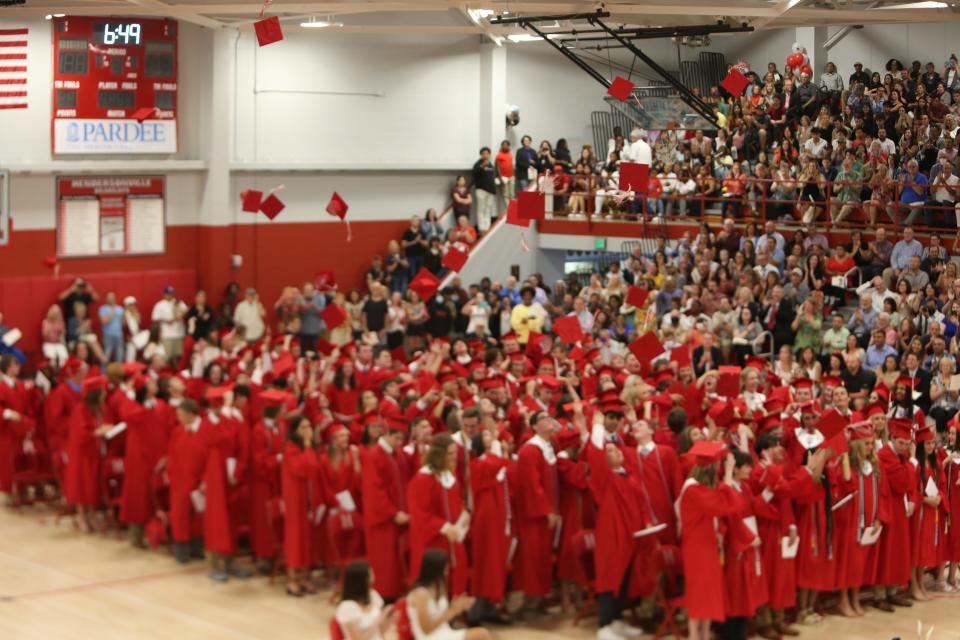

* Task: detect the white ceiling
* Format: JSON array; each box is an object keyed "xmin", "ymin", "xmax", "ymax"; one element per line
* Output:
[{"xmin": 4, "ymin": 0, "xmax": 960, "ymax": 35}]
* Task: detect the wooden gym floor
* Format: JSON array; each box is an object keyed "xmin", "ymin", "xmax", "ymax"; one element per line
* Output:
[{"xmin": 0, "ymin": 506, "xmax": 958, "ymax": 640}]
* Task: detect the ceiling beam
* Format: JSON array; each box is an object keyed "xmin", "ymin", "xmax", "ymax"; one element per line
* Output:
[{"xmin": 124, "ymin": 0, "xmax": 226, "ymax": 28}]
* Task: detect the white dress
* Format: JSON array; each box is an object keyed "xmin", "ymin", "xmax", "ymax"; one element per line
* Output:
[
  {"xmin": 334, "ymin": 591, "xmax": 385, "ymax": 640},
  {"xmin": 407, "ymin": 589, "xmax": 466, "ymax": 640}
]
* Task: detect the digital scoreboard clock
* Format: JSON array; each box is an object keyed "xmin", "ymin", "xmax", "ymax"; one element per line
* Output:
[{"xmin": 51, "ymin": 16, "xmax": 178, "ymax": 154}]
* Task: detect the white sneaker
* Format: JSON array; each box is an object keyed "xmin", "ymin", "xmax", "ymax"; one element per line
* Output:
[
  {"xmin": 597, "ymin": 625, "xmax": 623, "ymax": 640},
  {"xmin": 611, "ymin": 619, "xmax": 645, "ymax": 637}
]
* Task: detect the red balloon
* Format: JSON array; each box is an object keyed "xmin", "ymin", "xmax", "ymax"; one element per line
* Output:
[
  {"xmin": 800, "ymin": 64, "xmax": 813, "ymax": 76},
  {"xmin": 787, "ymin": 52, "xmax": 804, "ymax": 68}
]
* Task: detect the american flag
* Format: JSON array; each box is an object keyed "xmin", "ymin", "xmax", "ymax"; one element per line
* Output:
[{"xmin": 0, "ymin": 27, "xmax": 27, "ymax": 110}]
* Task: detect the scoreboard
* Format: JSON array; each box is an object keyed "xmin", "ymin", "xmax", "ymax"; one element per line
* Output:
[{"xmin": 52, "ymin": 16, "xmax": 178, "ymax": 154}]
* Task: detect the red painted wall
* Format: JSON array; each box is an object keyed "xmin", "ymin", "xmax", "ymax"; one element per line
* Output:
[{"xmin": 0, "ymin": 219, "xmax": 408, "ymax": 353}]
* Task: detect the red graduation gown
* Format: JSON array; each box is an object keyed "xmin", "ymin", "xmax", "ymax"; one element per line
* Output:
[
  {"xmin": 282, "ymin": 441, "xmax": 321, "ymax": 569},
  {"xmin": 249, "ymin": 420, "xmax": 285, "ymax": 558},
  {"xmin": 167, "ymin": 419, "xmax": 213, "ymax": 542},
  {"xmin": 204, "ymin": 411, "xmax": 249, "ymax": 555},
  {"xmin": 362, "ymin": 441, "xmax": 410, "ymax": 599},
  {"xmin": 622, "ymin": 442, "xmax": 683, "ymax": 546},
  {"xmin": 678, "ymin": 479, "xmax": 740, "ymax": 621},
  {"xmin": 406, "ymin": 468, "xmax": 469, "ymax": 596},
  {"xmin": 795, "ymin": 471, "xmax": 833, "ymax": 591},
  {"xmin": 514, "ymin": 436, "xmax": 559, "ymax": 597},
  {"xmin": 876, "ymin": 443, "xmax": 915, "ymax": 587},
  {"xmin": 319, "ymin": 450, "xmax": 364, "ymax": 564},
  {"xmin": 556, "ymin": 454, "xmax": 589, "ymax": 584},
  {"xmin": 912, "ymin": 459, "xmax": 946, "ymax": 569},
  {"xmin": 836, "ymin": 462, "xmax": 890, "ymax": 589},
  {"xmin": 0, "ymin": 378, "xmax": 36, "ymax": 492},
  {"xmin": 120, "ymin": 398, "xmax": 174, "ymax": 525},
  {"xmin": 585, "ymin": 441, "xmax": 646, "ymax": 595},
  {"xmin": 43, "ymin": 382, "xmax": 81, "ymax": 470},
  {"xmin": 945, "ymin": 454, "xmax": 960, "ymax": 562},
  {"xmin": 470, "ymin": 453, "xmax": 510, "ymax": 602},
  {"xmin": 63, "ymin": 404, "xmax": 102, "ymax": 506},
  {"xmin": 722, "ymin": 480, "xmax": 768, "ymax": 617}
]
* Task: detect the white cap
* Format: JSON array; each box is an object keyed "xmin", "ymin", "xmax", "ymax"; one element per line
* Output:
[{"xmin": 123, "ymin": 296, "xmax": 137, "ymax": 306}]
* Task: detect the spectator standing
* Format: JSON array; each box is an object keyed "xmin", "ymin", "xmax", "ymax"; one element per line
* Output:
[
  {"xmin": 59, "ymin": 278, "xmax": 98, "ymax": 323},
  {"xmin": 421, "ymin": 209, "xmax": 444, "ymax": 242},
  {"xmin": 151, "ymin": 286, "xmax": 187, "ymax": 363},
  {"xmin": 297, "ymin": 283, "xmax": 326, "ymax": 354},
  {"xmin": 385, "ymin": 240, "xmax": 410, "ymax": 295},
  {"xmin": 186, "ymin": 290, "xmax": 216, "ymax": 341},
  {"xmin": 98, "ymin": 292, "xmax": 124, "ymax": 364},
  {"xmin": 402, "ymin": 216, "xmax": 428, "ymax": 277},
  {"xmin": 898, "ymin": 160, "xmax": 929, "ymax": 225},
  {"xmin": 515, "ymin": 135, "xmax": 537, "ymax": 191},
  {"xmin": 926, "ymin": 160, "xmax": 958, "ymax": 227},
  {"xmin": 884, "ymin": 227, "xmax": 924, "ymax": 288},
  {"xmin": 472, "ymin": 147, "xmax": 497, "ymax": 233},
  {"xmin": 494, "ymin": 140, "xmax": 515, "ymax": 215},
  {"xmin": 362, "ymin": 283, "xmax": 389, "ymax": 343},
  {"xmin": 122, "ymin": 296, "xmax": 141, "ymax": 362},
  {"xmin": 451, "ymin": 176, "xmax": 473, "ymax": 222},
  {"xmin": 233, "ymin": 288, "xmax": 266, "ymax": 344}
]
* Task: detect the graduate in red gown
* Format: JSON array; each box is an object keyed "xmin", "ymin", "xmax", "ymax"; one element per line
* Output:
[
  {"xmin": 203, "ymin": 386, "xmax": 253, "ymax": 582},
  {"xmin": 677, "ymin": 441, "xmax": 740, "ymax": 640},
  {"xmin": 875, "ymin": 419, "xmax": 917, "ymax": 608},
  {"xmin": 944, "ymin": 426, "xmax": 960, "ymax": 588},
  {"xmin": 166, "ymin": 398, "xmax": 213, "ymax": 563},
  {"xmin": 514, "ymin": 410, "xmax": 560, "ymax": 610},
  {"xmin": 42, "ymin": 357, "xmax": 84, "ymax": 477},
  {"xmin": 249, "ymin": 391, "xmax": 287, "ymax": 571},
  {"xmin": 319, "ymin": 424, "xmax": 364, "ymax": 566},
  {"xmin": 406, "ymin": 432, "xmax": 469, "ymax": 597},
  {"xmin": 361, "ymin": 417, "xmax": 410, "ymax": 601},
  {"xmin": 64, "ymin": 377, "xmax": 114, "ymax": 531},
  {"xmin": 281, "ymin": 414, "xmax": 323, "ymax": 596},
  {"xmin": 118, "ymin": 376, "xmax": 174, "ymax": 547},
  {"xmin": 721, "ymin": 450, "xmax": 769, "ymax": 640},
  {"xmin": 0, "ymin": 356, "xmax": 38, "ymax": 502},
  {"xmin": 584, "ymin": 411, "xmax": 648, "ymax": 640},
  {"xmin": 467, "ymin": 428, "xmax": 512, "ymax": 625},
  {"xmin": 910, "ymin": 425, "xmax": 943, "ymax": 601}
]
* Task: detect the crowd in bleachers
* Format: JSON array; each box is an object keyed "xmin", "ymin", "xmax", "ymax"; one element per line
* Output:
[{"xmin": 4, "ymin": 54, "xmax": 960, "ymax": 640}]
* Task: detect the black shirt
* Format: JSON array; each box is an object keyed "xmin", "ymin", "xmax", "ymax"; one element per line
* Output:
[
  {"xmin": 62, "ymin": 291, "xmax": 94, "ymax": 321},
  {"xmin": 402, "ymin": 228, "xmax": 426, "ymax": 259},
  {"xmin": 841, "ymin": 366, "xmax": 875, "ymax": 396},
  {"xmin": 472, "ymin": 159, "xmax": 496, "ymax": 194},
  {"xmin": 849, "ymin": 71, "xmax": 870, "ymax": 88},
  {"xmin": 363, "ymin": 298, "xmax": 388, "ymax": 332},
  {"xmin": 186, "ymin": 305, "xmax": 216, "ymax": 340}
]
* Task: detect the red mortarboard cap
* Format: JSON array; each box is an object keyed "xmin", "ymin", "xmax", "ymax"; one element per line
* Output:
[
  {"xmin": 767, "ymin": 386, "xmax": 791, "ymax": 404},
  {"xmin": 553, "ymin": 315, "xmax": 585, "ymax": 345},
  {"xmin": 259, "ymin": 193, "xmax": 285, "ymax": 220},
  {"xmin": 205, "ymin": 385, "xmax": 233, "ymax": 402},
  {"xmin": 897, "ymin": 375, "xmax": 917, "ymax": 389},
  {"xmin": 707, "ymin": 400, "xmax": 735, "ymax": 427},
  {"xmin": 717, "ymin": 365, "xmax": 742, "ymax": 397},
  {"xmin": 63, "ymin": 357, "xmax": 84, "ymax": 376},
  {"xmin": 822, "ymin": 375, "xmax": 844, "ymax": 389},
  {"xmin": 619, "ymin": 162, "xmax": 649, "ymax": 193},
  {"xmin": 688, "ymin": 440, "xmax": 728, "ymax": 465},
  {"xmin": 850, "ymin": 424, "xmax": 875, "ymax": 442},
  {"xmin": 273, "ymin": 353, "xmax": 296, "ymax": 379},
  {"xmin": 607, "ymin": 75, "xmax": 636, "ymax": 102},
  {"xmin": 799, "ymin": 401, "xmax": 819, "ymax": 417},
  {"xmin": 825, "ymin": 429, "xmax": 849, "ymax": 457},
  {"xmin": 745, "ymin": 356, "xmax": 768, "ymax": 371},
  {"xmin": 653, "ymin": 368, "xmax": 675, "ymax": 385},
  {"xmin": 525, "ymin": 331, "xmax": 549, "ymax": 358},
  {"xmin": 626, "ymin": 286, "xmax": 649, "ymax": 308},
  {"xmin": 122, "ymin": 362, "xmax": 147, "ymax": 376},
  {"xmin": 441, "ymin": 247, "xmax": 469, "ymax": 272},
  {"xmin": 409, "ymin": 268, "xmax": 441, "ymax": 302},
  {"xmin": 872, "ymin": 384, "xmax": 891, "ymax": 402},
  {"xmin": 259, "ymin": 389, "xmax": 291, "ymax": 407},
  {"xmin": 817, "ymin": 408, "xmax": 849, "ymax": 441},
  {"xmin": 537, "ymin": 374, "xmax": 564, "ymax": 391},
  {"xmin": 505, "ymin": 199, "xmax": 530, "ymax": 228},
  {"xmin": 314, "ymin": 271, "xmax": 336, "ymax": 291},
  {"xmin": 43, "ymin": 255, "xmax": 58, "ymax": 269},
  {"xmin": 132, "ymin": 106, "xmax": 157, "ymax": 123},
  {"xmin": 241, "ymin": 190, "xmax": 263, "ymax": 213},
  {"xmin": 792, "ymin": 379, "xmax": 813, "ymax": 391},
  {"xmin": 478, "ymin": 376, "xmax": 505, "ymax": 391},
  {"xmin": 628, "ymin": 332, "xmax": 665, "ymax": 363},
  {"xmin": 502, "ymin": 332, "xmax": 519, "ymax": 343},
  {"xmin": 82, "ymin": 375, "xmax": 107, "ymax": 393},
  {"xmin": 320, "ymin": 304, "xmax": 348, "ymax": 329},
  {"xmin": 720, "ymin": 68, "xmax": 750, "ymax": 97},
  {"xmin": 385, "ymin": 416, "xmax": 408, "ymax": 433},
  {"xmin": 763, "ymin": 397, "xmax": 785, "ymax": 415},
  {"xmin": 553, "ymin": 427, "xmax": 582, "ymax": 452},
  {"xmin": 669, "ymin": 347, "xmax": 691, "ymax": 369},
  {"xmin": 438, "ymin": 368, "xmax": 459, "ymax": 385},
  {"xmin": 326, "ymin": 192, "xmax": 348, "ymax": 220},
  {"xmin": 889, "ymin": 419, "xmax": 913, "ymax": 441},
  {"xmin": 517, "ymin": 191, "xmax": 545, "ymax": 221},
  {"xmin": 758, "ymin": 414, "xmax": 782, "ymax": 434},
  {"xmin": 254, "ymin": 15, "xmax": 283, "ymax": 47},
  {"xmin": 865, "ymin": 401, "xmax": 886, "ymax": 418},
  {"xmin": 390, "ymin": 346, "xmax": 408, "ymax": 365},
  {"xmin": 915, "ymin": 426, "xmax": 935, "ymax": 443}
]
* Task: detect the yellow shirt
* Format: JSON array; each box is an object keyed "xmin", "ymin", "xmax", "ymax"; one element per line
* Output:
[{"xmin": 510, "ymin": 303, "xmax": 545, "ymax": 344}]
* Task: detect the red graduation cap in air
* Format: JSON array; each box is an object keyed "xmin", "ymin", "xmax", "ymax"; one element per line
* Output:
[
  {"xmin": 607, "ymin": 75, "xmax": 636, "ymax": 102},
  {"xmin": 628, "ymin": 331, "xmax": 665, "ymax": 363},
  {"xmin": 720, "ymin": 68, "xmax": 750, "ymax": 97},
  {"xmin": 132, "ymin": 107, "xmax": 157, "ymax": 123},
  {"xmin": 517, "ymin": 191, "xmax": 545, "ymax": 221},
  {"xmin": 818, "ymin": 408, "xmax": 850, "ymax": 457},
  {"xmin": 320, "ymin": 303, "xmax": 347, "ymax": 329},
  {"xmin": 552, "ymin": 315, "xmax": 585, "ymax": 345},
  {"xmin": 409, "ymin": 268, "xmax": 441, "ymax": 302},
  {"xmin": 241, "ymin": 190, "xmax": 263, "ymax": 213},
  {"xmin": 717, "ymin": 365, "xmax": 742, "ymax": 398},
  {"xmin": 441, "ymin": 247, "xmax": 469, "ymax": 272},
  {"xmin": 618, "ymin": 162, "xmax": 649, "ymax": 193},
  {"xmin": 314, "ymin": 271, "xmax": 336, "ymax": 292},
  {"xmin": 326, "ymin": 192, "xmax": 349, "ymax": 220},
  {"xmin": 626, "ymin": 285, "xmax": 649, "ymax": 308},
  {"xmin": 42, "ymin": 255, "xmax": 58, "ymax": 269},
  {"xmin": 259, "ymin": 193, "xmax": 285, "ymax": 220},
  {"xmin": 254, "ymin": 15, "xmax": 284, "ymax": 47},
  {"xmin": 505, "ymin": 199, "xmax": 530, "ymax": 228}
]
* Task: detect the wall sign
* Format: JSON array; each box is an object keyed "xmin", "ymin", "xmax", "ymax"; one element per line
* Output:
[
  {"xmin": 56, "ymin": 176, "xmax": 166, "ymax": 258},
  {"xmin": 51, "ymin": 16, "xmax": 178, "ymax": 154}
]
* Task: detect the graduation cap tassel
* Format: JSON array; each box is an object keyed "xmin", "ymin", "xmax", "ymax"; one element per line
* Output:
[{"xmin": 520, "ymin": 231, "xmax": 530, "ymax": 253}]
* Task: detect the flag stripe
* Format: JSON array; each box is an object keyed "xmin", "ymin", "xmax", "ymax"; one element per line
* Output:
[
  {"xmin": 0, "ymin": 28, "xmax": 28, "ymax": 36},
  {"xmin": 0, "ymin": 103, "xmax": 28, "ymax": 109},
  {"xmin": 0, "ymin": 91, "xmax": 26, "ymax": 97},
  {"xmin": 0, "ymin": 66, "xmax": 26, "ymax": 72},
  {"xmin": 0, "ymin": 41, "xmax": 27, "ymax": 48},
  {"xmin": 0, "ymin": 78, "xmax": 25, "ymax": 84},
  {"xmin": 0, "ymin": 54, "xmax": 26, "ymax": 60}
]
